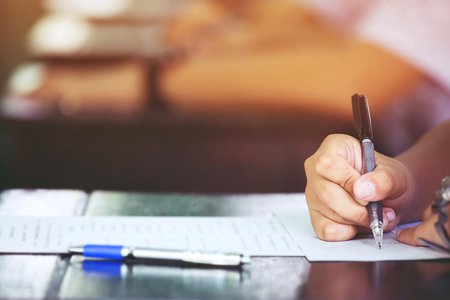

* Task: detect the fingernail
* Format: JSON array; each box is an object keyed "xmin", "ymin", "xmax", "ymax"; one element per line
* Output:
[
  {"xmin": 354, "ymin": 180, "xmax": 375, "ymax": 200},
  {"xmin": 386, "ymin": 210, "xmax": 396, "ymax": 223}
]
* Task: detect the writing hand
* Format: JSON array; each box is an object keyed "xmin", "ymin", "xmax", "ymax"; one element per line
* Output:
[{"xmin": 304, "ymin": 134, "xmax": 414, "ymax": 241}]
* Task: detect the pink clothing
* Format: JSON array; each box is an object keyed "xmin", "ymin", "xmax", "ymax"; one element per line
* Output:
[
  {"xmin": 356, "ymin": 0, "xmax": 450, "ymax": 93},
  {"xmin": 301, "ymin": 0, "xmax": 450, "ymax": 93}
]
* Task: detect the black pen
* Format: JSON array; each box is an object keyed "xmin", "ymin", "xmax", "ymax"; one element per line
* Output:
[{"xmin": 352, "ymin": 94, "xmax": 383, "ymax": 249}]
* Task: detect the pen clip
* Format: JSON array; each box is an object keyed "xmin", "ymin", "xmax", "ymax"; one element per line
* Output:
[{"xmin": 351, "ymin": 94, "xmax": 373, "ymax": 141}]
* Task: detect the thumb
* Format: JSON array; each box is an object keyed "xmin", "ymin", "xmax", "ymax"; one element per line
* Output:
[{"xmin": 353, "ymin": 158, "xmax": 410, "ymax": 205}]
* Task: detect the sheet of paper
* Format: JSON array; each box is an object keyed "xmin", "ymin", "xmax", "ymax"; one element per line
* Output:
[
  {"xmin": 0, "ymin": 216, "xmax": 303, "ymax": 256},
  {"xmin": 1, "ymin": 194, "xmax": 448, "ymax": 261},
  {"xmin": 277, "ymin": 195, "xmax": 450, "ymax": 261}
]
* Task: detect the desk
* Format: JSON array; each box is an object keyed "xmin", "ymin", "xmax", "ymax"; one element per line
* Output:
[{"xmin": 0, "ymin": 190, "xmax": 448, "ymax": 300}]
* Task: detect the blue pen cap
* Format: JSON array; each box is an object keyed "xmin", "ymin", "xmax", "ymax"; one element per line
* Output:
[{"xmin": 83, "ymin": 244, "xmax": 124, "ymax": 260}]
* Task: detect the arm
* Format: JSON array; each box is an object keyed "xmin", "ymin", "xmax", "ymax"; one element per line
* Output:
[
  {"xmin": 396, "ymin": 121, "xmax": 450, "ymax": 222},
  {"xmin": 395, "ymin": 121, "xmax": 450, "ymax": 247}
]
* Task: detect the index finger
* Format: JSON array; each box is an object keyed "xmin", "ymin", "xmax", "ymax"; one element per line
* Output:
[{"xmin": 314, "ymin": 139, "xmax": 367, "ymax": 205}]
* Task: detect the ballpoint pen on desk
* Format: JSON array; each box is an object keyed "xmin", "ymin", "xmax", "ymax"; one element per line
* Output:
[
  {"xmin": 352, "ymin": 94, "xmax": 383, "ymax": 249},
  {"xmin": 68, "ymin": 244, "xmax": 251, "ymax": 267}
]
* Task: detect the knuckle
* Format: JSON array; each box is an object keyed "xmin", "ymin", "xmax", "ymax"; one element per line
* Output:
[
  {"xmin": 320, "ymin": 223, "xmax": 339, "ymax": 241},
  {"xmin": 324, "ymin": 133, "xmax": 340, "ymax": 142},
  {"xmin": 315, "ymin": 154, "xmax": 335, "ymax": 175},
  {"xmin": 322, "ymin": 134, "xmax": 334, "ymax": 144}
]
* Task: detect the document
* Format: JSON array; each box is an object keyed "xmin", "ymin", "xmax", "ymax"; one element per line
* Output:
[
  {"xmin": 276, "ymin": 195, "xmax": 450, "ymax": 261},
  {"xmin": 0, "ymin": 216, "xmax": 303, "ymax": 256},
  {"xmin": 1, "ymin": 194, "xmax": 449, "ymax": 261}
]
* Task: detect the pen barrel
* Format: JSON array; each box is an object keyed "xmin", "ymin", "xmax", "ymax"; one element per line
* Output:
[
  {"xmin": 361, "ymin": 139, "xmax": 383, "ymax": 230},
  {"xmin": 181, "ymin": 251, "xmax": 244, "ymax": 266},
  {"xmin": 132, "ymin": 248, "xmax": 184, "ymax": 261},
  {"xmin": 361, "ymin": 139, "xmax": 375, "ymax": 173},
  {"xmin": 132, "ymin": 248, "xmax": 245, "ymax": 266},
  {"xmin": 367, "ymin": 202, "xmax": 383, "ymax": 228}
]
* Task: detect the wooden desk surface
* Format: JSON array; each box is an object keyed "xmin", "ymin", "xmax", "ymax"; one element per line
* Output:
[{"xmin": 0, "ymin": 190, "xmax": 448, "ymax": 300}]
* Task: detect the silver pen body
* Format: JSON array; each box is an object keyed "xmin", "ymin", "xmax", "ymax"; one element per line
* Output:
[
  {"xmin": 130, "ymin": 247, "xmax": 250, "ymax": 266},
  {"xmin": 362, "ymin": 139, "xmax": 383, "ymax": 249}
]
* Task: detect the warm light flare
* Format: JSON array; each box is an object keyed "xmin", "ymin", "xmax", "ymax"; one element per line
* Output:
[
  {"xmin": 28, "ymin": 15, "xmax": 91, "ymax": 55},
  {"xmin": 44, "ymin": 0, "xmax": 132, "ymax": 18}
]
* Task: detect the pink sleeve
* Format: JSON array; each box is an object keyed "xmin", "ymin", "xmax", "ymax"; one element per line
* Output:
[{"xmin": 356, "ymin": 0, "xmax": 450, "ymax": 92}]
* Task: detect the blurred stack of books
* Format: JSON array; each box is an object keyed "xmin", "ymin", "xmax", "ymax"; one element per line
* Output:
[{"xmin": 3, "ymin": 0, "xmax": 187, "ymax": 118}]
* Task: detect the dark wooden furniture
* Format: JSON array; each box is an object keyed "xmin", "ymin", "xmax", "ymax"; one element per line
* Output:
[{"xmin": 0, "ymin": 108, "xmax": 353, "ymax": 193}]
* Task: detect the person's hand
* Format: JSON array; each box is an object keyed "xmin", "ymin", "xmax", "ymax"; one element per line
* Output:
[
  {"xmin": 304, "ymin": 134, "xmax": 415, "ymax": 241},
  {"xmin": 397, "ymin": 202, "xmax": 450, "ymax": 248}
]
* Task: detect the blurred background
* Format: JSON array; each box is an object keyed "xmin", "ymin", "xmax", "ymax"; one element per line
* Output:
[
  {"xmin": 0, "ymin": 0, "xmax": 43, "ymax": 97},
  {"xmin": 0, "ymin": 0, "xmax": 449, "ymax": 193}
]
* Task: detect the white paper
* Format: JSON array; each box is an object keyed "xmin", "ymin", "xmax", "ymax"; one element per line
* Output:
[
  {"xmin": 1, "ymin": 194, "xmax": 449, "ymax": 261},
  {"xmin": 0, "ymin": 216, "xmax": 303, "ymax": 256},
  {"xmin": 277, "ymin": 195, "xmax": 450, "ymax": 261}
]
